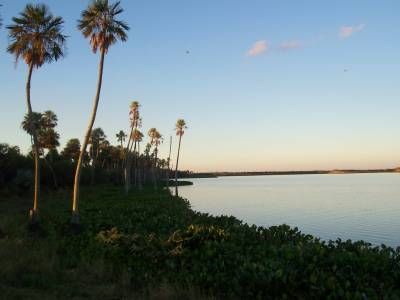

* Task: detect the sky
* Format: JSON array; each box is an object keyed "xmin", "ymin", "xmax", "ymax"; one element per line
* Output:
[{"xmin": 0, "ymin": 0, "xmax": 400, "ymax": 172}]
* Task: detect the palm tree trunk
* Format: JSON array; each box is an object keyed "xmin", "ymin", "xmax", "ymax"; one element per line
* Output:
[
  {"xmin": 137, "ymin": 142, "xmax": 142, "ymax": 190},
  {"xmin": 124, "ymin": 126, "xmax": 133, "ymax": 165},
  {"xmin": 174, "ymin": 135, "xmax": 182, "ymax": 196},
  {"xmin": 123, "ymin": 126, "xmax": 134, "ymax": 193},
  {"xmin": 153, "ymin": 148, "xmax": 158, "ymax": 190},
  {"xmin": 72, "ymin": 49, "xmax": 105, "ymax": 224},
  {"xmin": 125, "ymin": 139, "xmax": 137, "ymax": 194},
  {"xmin": 166, "ymin": 136, "xmax": 172, "ymax": 188},
  {"xmin": 124, "ymin": 153, "xmax": 132, "ymax": 194},
  {"xmin": 26, "ymin": 63, "xmax": 40, "ymax": 224},
  {"xmin": 133, "ymin": 140, "xmax": 137, "ymax": 187}
]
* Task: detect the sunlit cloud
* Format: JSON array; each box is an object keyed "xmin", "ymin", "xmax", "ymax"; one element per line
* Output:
[
  {"xmin": 246, "ymin": 40, "xmax": 268, "ymax": 57},
  {"xmin": 278, "ymin": 40, "xmax": 302, "ymax": 51},
  {"xmin": 339, "ymin": 24, "xmax": 365, "ymax": 38}
]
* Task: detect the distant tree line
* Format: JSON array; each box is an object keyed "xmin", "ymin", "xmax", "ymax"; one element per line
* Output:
[{"xmin": 0, "ymin": 110, "xmax": 188, "ymax": 193}]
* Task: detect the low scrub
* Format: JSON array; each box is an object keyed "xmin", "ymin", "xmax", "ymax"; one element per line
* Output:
[{"xmin": 1, "ymin": 186, "xmax": 399, "ymax": 299}]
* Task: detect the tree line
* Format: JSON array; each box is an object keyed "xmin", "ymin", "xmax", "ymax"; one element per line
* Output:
[{"xmin": 1, "ymin": 0, "xmax": 188, "ymax": 226}]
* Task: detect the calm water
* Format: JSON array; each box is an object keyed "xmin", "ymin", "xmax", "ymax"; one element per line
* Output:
[{"xmin": 177, "ymin": 174, "xmax": 400, "ymax": 247}]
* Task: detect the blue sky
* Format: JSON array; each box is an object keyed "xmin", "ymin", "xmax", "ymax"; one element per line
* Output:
[{"xmin": 1, "ymin": 0, "xmax": 399, "ymax": 172}]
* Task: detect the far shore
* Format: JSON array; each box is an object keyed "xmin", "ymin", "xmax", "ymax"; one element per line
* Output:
[{"xmin": 187, "ymin": 168, "xmax": 400, "ymax": 178}]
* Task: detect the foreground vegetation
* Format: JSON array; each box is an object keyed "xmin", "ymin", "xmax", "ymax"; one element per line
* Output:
[{"xmin": 1, "ymin": 186, "xmax": 399, "ymax": 299}]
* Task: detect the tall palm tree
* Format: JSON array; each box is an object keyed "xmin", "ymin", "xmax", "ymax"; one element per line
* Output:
[
  {"xmin": 7, "ymin": 4, "xmax": 66, "ymax": 224},
  {"xmin": 116, "ymin": 130, "xmax": 126, "ymax": 148},
  {"xmin": 124, "ymin": 101, "xmax": 140, "ymax": 193},
  {"xmin": 72, "ymin": 0, "xmax": 129, "ymax": 223},
  {"xmin": 174, "ymin": 119, "xmax": 187, "ymax": 196},
  {"xmin": 148, "ymin": 128, "xmax": 162, "ymax": 189},
  {"xmin": 125, "ymin": 101, "xmax": 140, "ymax": 160}
]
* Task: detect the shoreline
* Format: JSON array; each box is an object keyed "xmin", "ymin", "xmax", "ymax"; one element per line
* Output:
[{"xmin": 188, "ymin": 168, "xmax": 400, "ymax": 178}]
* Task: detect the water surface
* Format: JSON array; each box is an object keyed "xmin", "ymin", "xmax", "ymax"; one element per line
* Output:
[{"xmin": 177, "ymin": 174, "xmax": 400, "ymax": 247}]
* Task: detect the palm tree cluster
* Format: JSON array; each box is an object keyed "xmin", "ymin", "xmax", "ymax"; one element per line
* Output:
[{"xmin": 5, "ymin": 1, "xmax": 188, "ymax": 226}]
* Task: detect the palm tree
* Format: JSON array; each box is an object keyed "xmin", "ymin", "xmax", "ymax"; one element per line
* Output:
[
  {"xmin": 89, "ymin": 127, "xmax": 106, "ymax": 185},
  {"xmin": 116, "ymin": 130, "xmax": 126, "ymax": 148},
  {"xmin": 7, "ymin": 4, "xmax": 66, "ymax": 224},
  {"xmin": 124, "ymin": 101, "xmax": 140, "ymax": 193},
  {"xmin": 126, "ymin": 101, "xmax": 140, "ymax": 152},
  {"xmin": 38, "ymin": 112, "xmax": 60, "ymax": 189},
  {"xmin": 72, "ymin": 0, "xmax": 129, "ymax": 223},
  {"xmin": 148, "ymin": 128, "xmax": 162, "ymax": 189},
  {"xmin": 174, "ymin": 119, "xmax": 187, "ymax": 196},
  {"xmin": 62, "ymin": 139, "xmax": 81, "ymax": 163}
]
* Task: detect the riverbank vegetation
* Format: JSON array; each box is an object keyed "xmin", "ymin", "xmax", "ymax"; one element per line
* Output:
[{"xmin": 1, "ymin": 186, "xmax": 400, "ymax": 299}]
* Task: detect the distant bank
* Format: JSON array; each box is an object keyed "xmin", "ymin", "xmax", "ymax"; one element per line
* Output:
[{"xmin": 185, "ymin": 168, "xmax": 400, "ymax": 178}]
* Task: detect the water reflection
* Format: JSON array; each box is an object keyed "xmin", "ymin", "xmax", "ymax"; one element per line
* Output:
[{"xmin": 177, "ymin": 174, "xmax": 400, "ymax": 247}]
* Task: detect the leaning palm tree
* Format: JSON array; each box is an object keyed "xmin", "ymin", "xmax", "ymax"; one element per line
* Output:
[
  {"xmin": 7, "ymin": 4, "xmax": 66, "ymax": 224},
  {"xmin": 72, "ymin": 0, "xmax": 129, "ymax": 223},
  {"xmin": 174, "ymin": 119, "xmax": 187, "ymax": 196}
]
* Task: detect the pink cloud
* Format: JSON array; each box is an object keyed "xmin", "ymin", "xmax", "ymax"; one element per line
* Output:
[
  {"xmin": 246, "ymin": 40, "xmax": 268, "ymax": 57},
  {"xmin": 278, "ymin": 40, "xmax": 302, "ymax": 51},
  {"xmin": 339, "ymin": 24, "xmax": 365, "ymax": 38}
]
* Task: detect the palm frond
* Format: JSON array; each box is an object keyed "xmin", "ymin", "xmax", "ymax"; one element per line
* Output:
[{"xmin": 7, "ymin": 4, "xmax": 67, "ymax": 68}]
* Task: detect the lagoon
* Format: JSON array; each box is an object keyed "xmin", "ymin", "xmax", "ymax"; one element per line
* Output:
[{"xmin": 178, "ymin": 173, "xmax": 400, "ymax": 247}]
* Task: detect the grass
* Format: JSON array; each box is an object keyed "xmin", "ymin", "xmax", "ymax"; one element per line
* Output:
[{"xmin": 0, "ymin": 185, "xmax": 399, "ymax": 299}]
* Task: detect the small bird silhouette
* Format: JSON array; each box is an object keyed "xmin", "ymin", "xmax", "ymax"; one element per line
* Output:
[
  {"xmin": 186, "ymin": 50, "xmax": 190, "ymax": 54},
  {"xmin": 344, "ymin": 69, "xmax": 348, "ymax": 72}
]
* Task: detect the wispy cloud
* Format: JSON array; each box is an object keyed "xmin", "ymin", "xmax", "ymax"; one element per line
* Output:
[
  {"xmin": 246, "ymin": 40, "xmax": 268, "ymax": 57},
  {"xmin": 339, "ymin": 24, "xmax": 365, "ymax": 38},
  {"xmin": 278, "ymin": 40, "xmax": 302, "ymax": 51}
]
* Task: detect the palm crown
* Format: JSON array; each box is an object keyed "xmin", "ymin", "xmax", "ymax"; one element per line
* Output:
[
  {"xmin": 129, "ymin": 101, "xmax": 141, "ymax": 127},
  {"xmin": 132, "ymin": 129, "xmax": 144, "ymax": 142},
  {"xmin": 148, "ymin": 128, "xmax": 162, "ymax": 147},
  {"xmin": 175, "ymin": 119, "xmax": 187, "ymax": 136},
  {"xmin": 42, "ymin": 110, "xmax": 58, "ymax": 128},
  {"xmin": 21, "ymin": 112, "xmax": 43, "ymax": 135},
  {"xmin": 116, "ymin": 130, "xmax": 127, "ymax": 143},
  {"xmin": 7, "ymin": 4, "xmax": 66, "ymax": 67},
  {"xmin": 77, "ymin": 0, "xmax": 129, "ymax": 53}
]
